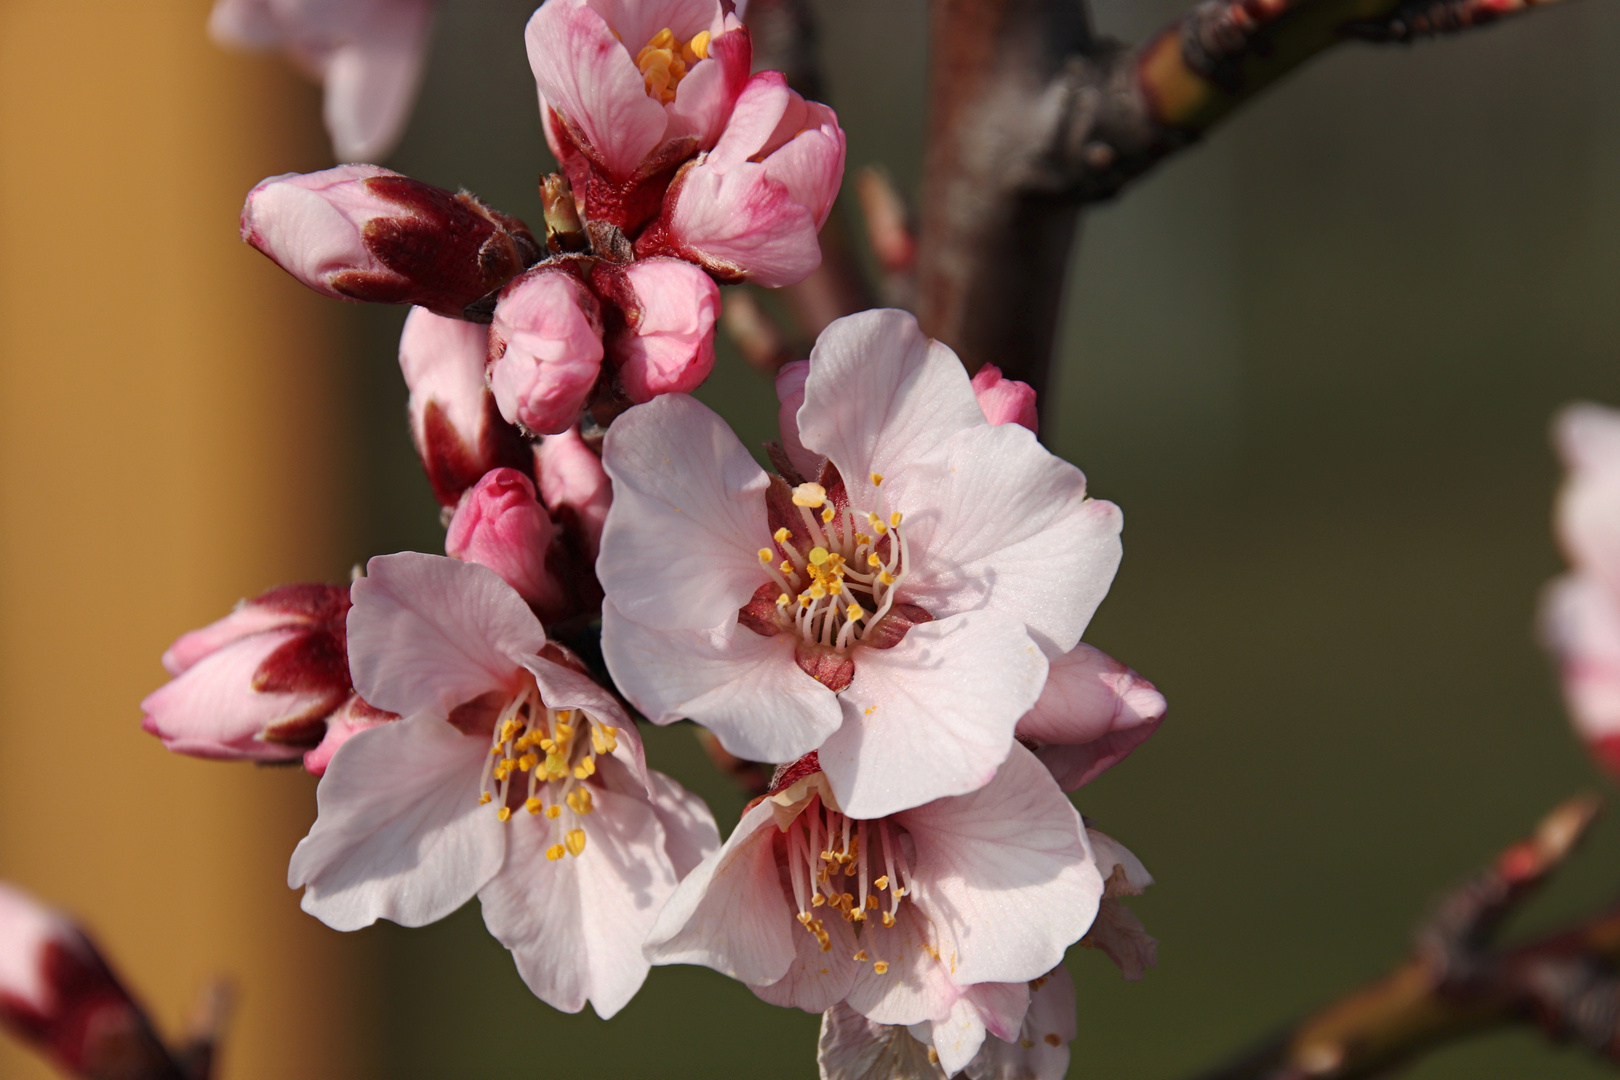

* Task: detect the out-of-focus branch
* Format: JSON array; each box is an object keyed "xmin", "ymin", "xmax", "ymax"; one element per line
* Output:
[
  {"xmin": 914, "ymin": 0, "xmax": 1567, "ymax": 402},
  {"xmin": 1187, "ymin": 794, "xmax": 1620, "ymax": 1080}
]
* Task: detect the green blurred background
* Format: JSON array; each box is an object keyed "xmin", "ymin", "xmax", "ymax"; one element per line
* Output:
[{"xmin": 333, "ymin": 0, "xmax": 1620, "ymax": 1075}]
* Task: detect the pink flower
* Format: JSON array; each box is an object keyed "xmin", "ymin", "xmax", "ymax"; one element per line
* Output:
[
  {"xmin": 536, "ymin": 426, "xmax": 613, "ymax": 565},
  {"xmin": 399, "ymin": 306, "xmax": 530, "ymax": 507},
  {"xmin": 599, "ymin": 309, "xmax": 1123, "ymax": 817},
  {"xmin": 141, "ymin": 584, "xmax": 356, "ymax": 763},
  {"xmin": 446, "ymin": 467, "xmax": 569, "ymax": 620},
  {"xmin": 1016, "ymin": 644, "xmax": 1166, "ymax": 791},
  {"xmin": 488, "ymin": 267, "xmax": 606, "ymax": 436},
  {"xmin": 526, "ymin": 0, "xmax": 751, "ymax": 225},
  {"xmin": 645, "ymin": 746, "xmax": 1102, "ymax": 1029},
  {"xmin": 302, "ymin": 694, "xmax": 396, "ymax": 778},
  {"xmin": 598, "ymin": 256, "xmax": 720, "ymax": 402},
  {"xmin": 640, "ymin": 71, "xmax": 846, "ymax": 287},
  {"xmin": 1542, "ymin": 403, "xmax": 1620, "ymax": 776},
  {"xmin": 288, "ymin": 552, "xmax": 718, "ymax": 1016},
  {"xmin": 209, "ymin": 0, "xmax": 438, "ymax": 161},
  {"xmin": 241, "ymin": 165, "xmax": 540, "ymax": 320},
  {"xmin": 0, "ymin": 883, "xmax": 169, "ymax": 1079},
  {"xmin": 970, "ymin": 364, "xmax": 1039, "ymax": 434}
]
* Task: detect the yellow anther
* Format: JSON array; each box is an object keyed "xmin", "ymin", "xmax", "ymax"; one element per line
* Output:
[
  {"xmin": 853, "ymin": 950, "xmax": 869, "ymax": 962},
  {"xmin": 545, "ymin": 805, "xmax": 562, "ymax": 819},
  {"xmin": 871, "ymin": 472, "xmax": 883, "ymax": 486},
  {"xmin": 808, "ymin": 582, "xmax": 827, "ymax": 600},
  {"xmin": 545, "ymin": 752, "xmax": 568, "ymax": 777},
  {"xmin": 684, "ymin": 29, "xmax": 710, "ymax": 61},
  {"xmin": 478, "ymin": 792, "xmax": 493, "ymax": 805},
  {"xmin": 519, "ymin": 753, "xmax": 538, "ymax": 772},
  {"xmin": 556, "ymin": 709, "xmax": 573, "ymax": 722},
  {"xmin": 759, "ymin": 548, "xmax": 773, "ymax": 563},
  {"xmin": 539, "ymin": 738, "xmax": 556, "ymax": 753},
  {"xmin": 546, "ymin": 844, "xmax": 565, "ymax": 861},
  {"xmin": 890, "ymin": 512, "xmax": 903, "ymax": 527},
  {"xmin": 567, "ymin": 788, "xmax": 594, "ymax": 815},
  {"xmin": 776, "ymin": 593, "xmax": 791, "ymax": 607},
  {"xmin": 846, "ymin": 603, "xmax": 864, "ymax": 621},
  {"xmin": 821, "ymin": 506, "xmax": 836, "ymax": 523},
  {"xmin": 489, "ymin": 746, "xmax": 502, "ymax": 756},
  {"xmin": 811, "ymin": 893, "xmax": 825, "ymax": 907},
  {"xmin": 574, "ymin": 756, "xmax": 596, "ymax": 780},
  {"xmin": 774, "ymin": 527, "xmax": 791, "ymax": 544},
  {"xmin": 879, "ymin": 571, "xmax": 896, "ymax": 586},
  {"xmin": 873, "ymin": 961, "xmax": 890, "ymax": 975},
  {"xmin": 808, "ymin": 546, "xmax": 830, "ymax": 565},
  {"xmin": 855, "ymin": 533, "xmax": 872, "ymax": 545},
  {"xmin": 556, "ymin": 720, "xmax": 574, "ymax": 737},
  {"xmin": 497, "ymin": 806, "xmax": 512, "ymax": 822},
  {"xmin": 596, "ymin": 725, "xmax": 618, "ymax": 753},
  {"xmin": 827, "ymin": 581, "xmax": 843, "ymax": 597},
  {"xmin": 797, "ymin": 911, "xmax": 814, "ymax": 927},
  {"xmin": 874, "ymin": 875, "xmax": 890, "ymax": 891},
  {"xmin": 792, "ymin": 482, "xmax": 827, "ymax": 508},
  {"xmin": 779, "ymin": 560, "xmax": 795, "ymax": 577},
  {"xmin": 881, "ymin": 911, "xmax": 896, "ymax": 928},
  {"xmin": 866, "ymin": 895, "xmax": 879, "ymax": 909},
  {"xmin": 566, "ymin": 829, "xmax": 587, "ymax": 856},
  {"xmin": 867, "ymin": 553, "xmax": 883, "ymax": 568},
  {"xmin": 525, "ymin": 797, "xmax": 543, "ymax": 815},
  {"xmin": 798, "ymin": 594, "xmax": 813, "ymax": 608}
]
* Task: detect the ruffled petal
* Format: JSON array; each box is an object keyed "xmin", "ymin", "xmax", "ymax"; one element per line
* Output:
[
  {"xmin": 348, "ymin": 553, "xmax": 544, "ymax": 719},
  {"xmin": 962, "ymin": 966, "xmax": 1075, "ymax": 1080},
  {"xmin": 961, "ymin": 980, "xmax": 1030, "ymax": 1044},
  {"xmin": 898, "ymin": 745, "xmax": 1100, "ymax": 986},
  {"xmin": 599, "ymin": 394, "xmax": 772, "ymax": 630},
  {"xmin": 819, "ymin": 611, "xmax": 1048, "ymax": 819},
  {"xmin": 819, "ymin": 1002, "xmax": 946, "ymax": 1080},
  {"xmin": 601, "ymin": 600, "xmax": 841, "ymax": 763},
  {"xmin": 923, "ymin": 994, "xmax": 988, "ymax": 1077},
  {"xmin": 288, "ymin": 715, "xmax": 503, "ymax": 930}
]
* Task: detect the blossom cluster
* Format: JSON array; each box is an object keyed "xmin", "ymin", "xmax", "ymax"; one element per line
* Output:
[{"xmin": 135, "ymin": 1, "xmax": 1166, "ymax": 1076}]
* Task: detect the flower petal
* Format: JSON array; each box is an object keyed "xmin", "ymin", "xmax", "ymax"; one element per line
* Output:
[
  {"xmin": 750, "ymin": 904, "xmax": 859, "ymax": 1013},
  {"xmin": 599, "ymin": 393, "xmax": 772, "ymax": 631},
  {"xmin": 321, "ymin": 0, "xmax": 435, "ymax": 160},
  {"xmin": 1542, "ymin": 573, "xmax": 1620, "ymax": 746},
  {"xmin": 820, "ymin": 611, "xmax": 1048, "ymax": 819},
  {"xmin": 961, "ymin": 981, "xmax": 1030, "ymax": 1044},
  {"xmin": 348, "ymin": 553, "xmax": 544, "ymax": 719},
  {"xmin": 962, "ymin": 966, "xmax": 1075, "ymax": 1080},
  {"xmin": 288, "ymin": 715, "xmax": 503, "ymax": 930},
  {"xmin": 923, "ymin": 994, "xmax": 988, "ymax": 1077},
  {"xmin": 818, "ymin": 1002, "xmax": 946, "ymax": 1080},
  {"xmin": 898, "ymin": 744, "xmax": 1100, "ymax": 986},
  {"xmin": 601, "ymin": 600, "xmax": 841, "ymax": 763},
  {"xmin": 646, "ymin": 769, "xmax": 721, "ymax": 878},
  {"xmin": 522, "ymin": 651, "xmax": 651, "ymax": 791},
  {"xmin": 844, "ymin": 900, "xmax": 957, "ymax": 1026},
  {"xmin": 1017, "ymin": 643, "xmax": 1165, "ymax": 789}
]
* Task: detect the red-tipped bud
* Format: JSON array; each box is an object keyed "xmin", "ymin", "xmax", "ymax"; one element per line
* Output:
[
  {"xmin": 971, "ymin": 364, "xmax": 1039, "ymax": 434},
  {"xmin": 488, "ymin": 266, "xmax": 605, "ymax": 435},
  {"xmin": 141, "ymin": 584, "xmax": 353, "ymax": 762},
  {"xmin": 399, "ymin": 306, "xmax": 532, "ymax": 508},
  {"xmin": 241, "ymin": 165, "xmax": 541, "ymax": 320},
  {"xmin": 302, "ymin": 694, "xmax": 399, "ymax": 778},
  {"xmin": 446, "ymin": 468, "xmax": 568, "ymax": 618}
]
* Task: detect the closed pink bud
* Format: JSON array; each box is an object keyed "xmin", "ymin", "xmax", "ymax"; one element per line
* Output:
[
  {"xmin": 489, "ymin": 266, "xmax": 605, "ymax": 435},
  {"xmin": 302, "ymin": 694, "xmax": 399, "ymax": 778},
  {"xmin": 607, "ymin": 257, "xmax": 719, "ymax": 402},
  {"xmin": 141, "ymin": 584, "xmax": 352, "ymax": 762},
  {"xmin": 641, "ymin": 70, "xmax": 845, "ymax": 287},
  {"xmin": 445, "ymin": 467, "xmax": 567, "ymax": 616},
  {"xmin": 535, "ymin": 426, "xmax": 612, "ymax": 564},
  {"xmin": 241, "ymin": 164, "xmax": 541, "ymax": 319},
  {"xmin": 971, "ymin": 364, "xmax": 1039, "ymax": 433},
  {"xmin": 400, "ymin": 306, "xmax": 531, "ymax": 507},
  {"xmin": 0, "ymin": 883, "xmax": 173, "ymax": 1079}
]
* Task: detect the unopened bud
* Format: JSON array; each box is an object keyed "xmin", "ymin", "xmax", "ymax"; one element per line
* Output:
[
  {"xmin": 488, "ymin": 266, "xmax": 605, "ymax": 435},
  {"xmin": 970, "ymin": 364, "xmax": 1039, "ymax": 434},
  {"xmin": 241, "ymin": 164, "xmax": 541, "ymax": 320},
  {"xmin": 446, "ymin": 468, "xmax": 567, "ymax": 617},
  {"xmin": 535, "ymin": 427, "xmax": 612, "ymax": 565},
  {"xmin": 540, "ymin": 172, "xmax": 587, "ymax": 253},
  {"xmin": 602, "ymin": 257, "xmax": 719, "ymax": 402},
  {"xmin": 302, "ymin": 694, "xmax": 399, "ymax": 778}
]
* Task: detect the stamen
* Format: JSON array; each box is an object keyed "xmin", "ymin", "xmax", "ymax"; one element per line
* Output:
[{"xmin": 792, "ymin": 482, "xmax": 827, "ymax": 508}]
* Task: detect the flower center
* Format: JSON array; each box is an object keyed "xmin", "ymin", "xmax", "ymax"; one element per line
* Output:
[
  {"xmin": 476, "ymin": 682, "xmax": 619, "ymax": 861},
  {"xmin": 758, "ymin": 478, "xmax": 911, "ymax": 653},
  {"xmin": 634, "ymin": 27, "xmax": 711, "ymax": 104},
  {"xmin": 782, "ymin": 794, "xmax": 914, "ymax": 975}
]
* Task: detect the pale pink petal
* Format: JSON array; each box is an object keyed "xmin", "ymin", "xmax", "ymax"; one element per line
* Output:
[
  {"xmin": 598, "ymin": 394, "xmax": 772, "ymax": 631},
  {"xmin": 645, "ymin": 769, "xmax": 721, "ymax": 878},
  {"xmin": 774, "ymin": 359, "xmax": 823, "ymax": 480},
  {"xmin": 535, "ymin": 427, "xmax": 612, "ymax": 563},
  {"xmin": 844, "ymin": 900, "xmax": 956, "ymax": 1026},
  {"xmin": 705, "ymin": 70, "xmax": 795, "ymax": 169},
  {"xmin": 969, "ymin": 364, "xmax": 1038, "ymax": 433},
  {"xmin": 479, "ymin": 778, "xmax": 674, "ymax": 1017},
  {"xmin": 399, "ymin": 307, "xmax": 490, "ymax": 464},
  {"xmin": 520, "ymin": 651, "xmax": 651, "ymax": 790},
  {"xmin": 898, "ymin": 744, "xmax": 1100, "ymax": 986},
  {"xmin": 923, "ymin": 995, "xmax": 988, "ymax": 1077},
  {"xmin": 488, "ymin": 267, "xmax": 604, "ymax": 436},
  {"xmin": 585, "ymin": 0, "xmax": 718, "ymax": 58},
  {"xmin": 761, "ymin": 116, "xmax": 843, "ymax": 228},
  {"xmin": 961, "ymin": 981, "xmax": 1031, "ymax": 1044},
  {"xmin": 645, "ymin": 799, "xmax": 797, "ymax": 986},
  {"xmin": 1018, "ymin": 643, "xmax": 1165, "ymax": 790},
  {"xmin": 240, "ymin": 164, "xmax": 398, "ymax": 297},
  {"xmin": 963, "ymin": 966, "xmax": 1075, "ymax": 1080},
  {"xmin": 820, "ymin": 611, "xmax": 1048, "ymax": 819},
  {"xmin": 160, "ymin": 601, "xmax": 308, "ymax": 675},
  {"xmin": 1542, "ymin": 574, "xmax": 1620, "ymax": 747},
  {"xmin": 288, "ymin": 715, "xmax": 504, "ymax": 929},
  {"xmin": 1089, "ymin": 828, "xmax": 1153, "ymax": 895},
  {"xmin": 303, "ymin": 695, "xmax": 397, "ymax": 778},
  {"xmin": 899, "ymin": 422, "xmax": 1122, "ymax": 656},
  {"xmin": 614, "ymin": 258, "xmax": 720, "ymax": 401},
  {"xmin": 818, "ymin": 1002, "xmax": 946, "ymax": 1080},
  {"xmin": 526, "ymin": 0, "xmax": 668, "ymax": 179},
  {"xmin": 0, "ymin": 883, "xmax": 84, "ymax": 1016},
  {"xmin": 795, "ymin": 310, "xmax": 985, "ymax": 514},
  {"xmin": 669, "ymin": 162, "xmax": 819, "ymax": 286},
  {"xmin": 601, "ymin": 601, "xmax": 841, "ymax": 762},
  {"xmin": 750, "ymin": 905, "xmax": 859, "ymax": 1013},
  {"xmin": 321, "ymin": 0, "xmax": 435, "ymax": 160},
  {"xmin": 348, "ymin": 553, "xmax": 545, "ymax": 718},
  {"xmin": 661, "ymin": 23, "xmax": 751, "ymax": 148}
]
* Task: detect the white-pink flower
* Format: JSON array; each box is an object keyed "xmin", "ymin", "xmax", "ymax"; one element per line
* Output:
[
  {"xmin": 599, "ymin": 309, "xmax": 1122, "ymax": 817},
  {"xmin": 488, "ymin": 267, "xmax": 605, "ymax": 437},
  {"xmin": 210, "ymin": 0, "xmax": 438, "ymax": 161},
  {"xmin": 526, "ymin": 0, "xmax": 751, "ymax": 191},
  {"xmin": 641, "ymin": 70, "xmax": 846, "ymax": 287},
  {"xmin": 644, "ymin": 745, "xmax": 1102, "ymax": 1029},
  {"xmin": 288, "ymin": 552, "xmax": 718, "ymax": 1016},
  {"xmin": 1542, "ymin": 403, "xmax": 1620, "ymax": 777}
]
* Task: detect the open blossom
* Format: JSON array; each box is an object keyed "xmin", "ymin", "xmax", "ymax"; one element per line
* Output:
[
  {"xmin": 242, "ymin": 165, "xmax": 540, "ymax": 320},
  {"xmin": 289, "ymin": 552, "xmax": 717, "ymax": 1016},
  {"xmin": 1541, "ymin": 403, "xmax": 1620, "ymax": 776},
  {"xmin": 488, "ymin": 266, "xmax": 605, "ymax": 436},
  {"xmin": 600, "ymin": 309, "xmax": 1123, "ymax": 817},
  {"xmin": 399, "ymin": 306, "xmax": 531, "ymax": 507},
  {"xmin": 209, "ymin": 0, "xmax": 437, "ymax": 161},
  {"xmin": 639, "ymin": 70, "xmax": 845, "ymax": 287},
  {"xmin": 527, "ymin": 0, "xmax": 751, "ymax": 227},
  {"xmin": 141, "ymin": 583, "xmax": 359, "ymax": 763},
  {"xmin": 645, "ymin": 746, "xmax": 1101, "ymax": 1029}
]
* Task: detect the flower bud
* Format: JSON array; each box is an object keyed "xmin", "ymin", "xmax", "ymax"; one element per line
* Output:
[
  {"xmin": 604, "ymin": 257, "xmax": 720, "ymax": 402},
  {"xmin": 488, "ymin": 266, "xmax": 605, "ymax": 435},
  {"xmin": 141, "ymin": 583, "xmax": 353, "ymax": 762},
  {"xmin": 399, "ymin": 306, "xmax": 531, "ymax": 507},
  {"xmin": 302, "ymin": 694, "xmax": 398, "ymax": 778},
  {"xmin": 971, "ymin": 363, "xmax": 1039, "ymax": 433},
  {"xmin": 640, "ymin": 71, "xmax": 845, "ymax": 287},
  {"xmin": 241, "ymin": 164, "xmax": 541, "ymax": 319},
  {"xmin": 772, "ymin": 358, "xmax": 822, "ymax": 481},
  {"xmin": 535, "ymin": 426, "xmax": 612, "ymax": 565},
  {"xmin": 445, "ymin": 467, "xmax": 568, "ymax": 616},
  {"xmin": 0, "ymin": 882, "xmax": 174, "ymax": 1080}
]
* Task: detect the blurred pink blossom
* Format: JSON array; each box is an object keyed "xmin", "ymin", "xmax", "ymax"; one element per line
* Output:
[{"xmin": 969, "ymin": 364, "xmax": 1039, "ymax": 434}]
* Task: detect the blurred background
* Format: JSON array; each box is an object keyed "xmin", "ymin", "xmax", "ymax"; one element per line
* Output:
[{"xmin": 3, "ymin": 0, "xmax": 1620, "ymax": 1077}]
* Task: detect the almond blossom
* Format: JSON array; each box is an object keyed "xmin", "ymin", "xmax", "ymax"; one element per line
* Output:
[
  {"xmin": 599, "ymin": 309, "xmax": 1123, "ymax": 817},
  {"xmin": 1017, "ymin": 642, "xmax": 1166, "ymax": 791},
  {"xmin": 1542, "ymin": 402, "xmax": 1620, "ymax": 776},
  {"xmin": 644, "ymin": 745, "xmax": 1102, "ymax": 1029},
  {"xmin": 288, "ymin": 552, "xmax": 718, "ymax": 1016}
]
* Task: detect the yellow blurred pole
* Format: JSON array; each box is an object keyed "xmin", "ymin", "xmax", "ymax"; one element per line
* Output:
[{"xmin": 0, "ymin": 3, "xmax": 376, "ymax": 1078}]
